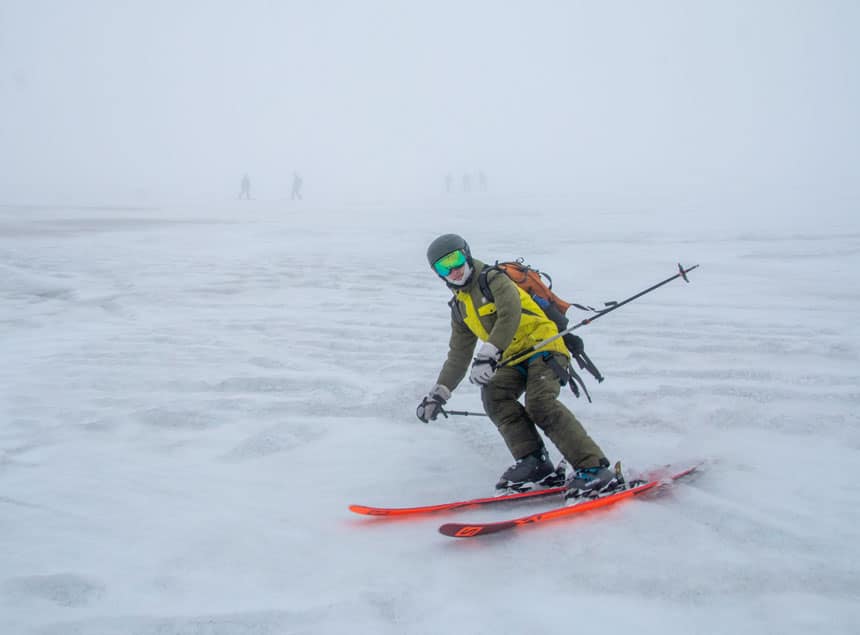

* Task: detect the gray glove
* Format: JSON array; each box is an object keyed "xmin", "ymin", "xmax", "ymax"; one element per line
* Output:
[{"xmin": 416, "ymin": 384, "xmax": 451, "ymax": 423}]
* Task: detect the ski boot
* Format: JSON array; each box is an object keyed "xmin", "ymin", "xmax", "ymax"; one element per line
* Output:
[
  {"xmin": 563, "ymin": 460, "xmax": 625, "ymax": 505},
  {"xmin": 495, "ymin": 448, "xmax": 567, "ymax": 495}
]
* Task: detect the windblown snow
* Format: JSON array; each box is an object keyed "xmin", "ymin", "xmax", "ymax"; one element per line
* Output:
[{"xmin": 1, "ymin": 200, "xmax": 858, "ymax": 634}]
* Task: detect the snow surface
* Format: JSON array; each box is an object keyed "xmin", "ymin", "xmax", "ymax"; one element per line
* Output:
[{"xmin": 1, "ymin": 200, "xmax": 858, "ymax": 634}]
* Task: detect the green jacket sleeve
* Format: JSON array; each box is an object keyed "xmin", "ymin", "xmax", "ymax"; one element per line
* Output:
[{"xmin": 436, "ymin": 315, "xmax": 477, "ymax": 391}]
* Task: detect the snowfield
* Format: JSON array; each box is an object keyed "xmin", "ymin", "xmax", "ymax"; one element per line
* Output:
[{"xmin": 1, "ymin": 199, "xmax": 858, "ymax": 634}]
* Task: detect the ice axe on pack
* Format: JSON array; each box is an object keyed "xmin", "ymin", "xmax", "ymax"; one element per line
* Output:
[{"xmin": 499, "ymin": 263, "xmax": 699, "ymax": 369}]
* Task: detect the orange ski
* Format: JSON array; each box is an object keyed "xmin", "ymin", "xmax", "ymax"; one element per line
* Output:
[
  {"xmin": 439, "ymin": 464, "xmax": 699, "ymax": 538},
  {"xmin": 349, "ymin": 485, "xmax": 565, "ymax": 517}
]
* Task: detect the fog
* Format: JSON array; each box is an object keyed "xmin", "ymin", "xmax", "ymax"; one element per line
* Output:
[
  {"xmin": 3, "ymin": 4, "xmax": 860, "ymax": 633},
  {"xmin": 1, "ymin": 1, "xmax": 858, "ymax": 222}
]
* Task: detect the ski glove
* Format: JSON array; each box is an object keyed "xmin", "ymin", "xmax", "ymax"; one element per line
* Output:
[
  {"xmin": 416, "ymin": 384, "xmax": 451, "ymax": 423},
  {"xmin": 469, "ymin": 342, "xmax": 502, "ymax": 386}
]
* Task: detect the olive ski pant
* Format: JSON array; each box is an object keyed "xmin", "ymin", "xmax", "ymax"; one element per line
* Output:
[{"xmin": 481, "ymin": 353, "xmax": 606, "ymax": 470}]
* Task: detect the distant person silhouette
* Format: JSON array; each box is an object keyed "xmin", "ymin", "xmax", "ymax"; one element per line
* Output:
[
  {"xmin": 445, "ymin": 173, "xmax": 453, "ymax": 194},
  {"xmin": 291, "ymin": 172, "xmax": 303, "ymax": 200},
  {"xmin": 239, "ymin": 174, "xmax": 251, "ymax": 200},
  {"xmin": 462, "ymin": 173, "xmax": 472, "ymax": 194},
  {"xmin": 478, "ymin": 171, "xmax": 487, "ymax": 192}
]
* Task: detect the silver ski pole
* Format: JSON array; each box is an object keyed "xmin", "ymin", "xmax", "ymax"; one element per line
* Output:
[
  {"xmin": 441, "ymin": 408, "xmax": 489, "ymax": 417},
  {"xmin": 499, "ymin": 263, "xmax": 699, "ymax": 368}
]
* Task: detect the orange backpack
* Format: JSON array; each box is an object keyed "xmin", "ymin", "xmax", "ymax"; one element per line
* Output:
[
  {"xmin": 477, "ymin": 259, "xmax": 596, "ymax": 325},
  {"xmin": 477, "ymin": 259, "xmax": 604, "ymax": 399},
  {"xmin": 493, "ymin": 261, "xmax": 572, "ymax": 313}
]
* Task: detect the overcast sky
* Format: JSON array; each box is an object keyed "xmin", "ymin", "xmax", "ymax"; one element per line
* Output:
[{"xmin": 0, "ymin": 0, "xmax": 857, "ymax": 214}]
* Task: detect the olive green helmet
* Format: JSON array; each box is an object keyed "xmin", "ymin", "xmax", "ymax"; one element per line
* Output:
[{"xmin": 426, "ymin": 233, "xmax": 472, "ymax": 270}]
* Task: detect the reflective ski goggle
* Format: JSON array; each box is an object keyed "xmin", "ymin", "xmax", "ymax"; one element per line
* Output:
[{"xmin": 433, "ymin": 249, "xmax": 467, "ymax": 276}]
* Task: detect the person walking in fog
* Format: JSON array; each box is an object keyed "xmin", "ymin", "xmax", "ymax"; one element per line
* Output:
[
  {"xmin": 291, "ymin": 172, "xmax": 303, "ymax": 200},
  {"xmin": 239, "ymin": 174, "xmax": 251, "ymax": 200},
  {"xmin": 478, "ymin": 170, "xmax": 487, "ymax": 192},
  {"xmin": 416, "ymin": 233, "xmax": 622, "ymax": 504}
]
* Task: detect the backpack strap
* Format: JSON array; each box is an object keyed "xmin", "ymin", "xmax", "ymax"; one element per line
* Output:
[
  {"xmin": 477, "ymin": 264, "xmax": 500, "ymax": 302},
  {"xmin": 544, "ymin": 353, "xmax": 593, "ymax": 403},
  {"xmin": 448, "ymin": 296, "xmax": 467, "ymax": 326}
]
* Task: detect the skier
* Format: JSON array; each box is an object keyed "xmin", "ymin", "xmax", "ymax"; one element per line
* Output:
[
  {"xmin": 291, "ymin": 172, "xmax": 303, "ymax": 200},
  {"xmin": 477, "ymin": 170, "xmax": 487, "ymax": 192},
  {"xmin": 416, "ymin": 233, "xmax": 621, "ymax": 503},
  {"xmin": 239, "ymin": 174, "xmax": 251, "ymax": 200}
]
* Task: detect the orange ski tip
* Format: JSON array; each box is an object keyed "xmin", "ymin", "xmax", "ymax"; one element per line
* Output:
[
  {"xmin": 349, "ymin": 504, "xmax": 421, "ymax": 516},
  {"xmin": 349, "ymin": 503, "xmax": 455, "ymax": 516}
]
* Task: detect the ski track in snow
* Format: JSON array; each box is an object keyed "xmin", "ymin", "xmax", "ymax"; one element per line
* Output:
[{"xmin": 1, "ymin": 202, "xmax": 859, "ymax": 634}]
